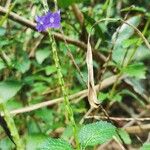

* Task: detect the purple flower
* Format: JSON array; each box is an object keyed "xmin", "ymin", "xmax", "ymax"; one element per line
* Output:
[
  {"xmin": 46, "ymin": 10, "xmax": 61, "ymax": 28},
  {"xmin": 35, "ymin": 10, "xmax": 61, "ymax": 32},
  {"xmin": 35, "ymin": 15, "xmax": 48, "ymax": 32}
]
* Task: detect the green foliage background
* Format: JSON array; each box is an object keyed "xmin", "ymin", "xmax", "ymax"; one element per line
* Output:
[{"xmin": 0, "ymin": 0, "xmax": 150, "ymax": 149}]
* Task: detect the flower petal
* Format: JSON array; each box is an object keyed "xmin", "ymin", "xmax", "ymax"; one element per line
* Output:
[{"xmin": 35, "ymin": 10, "xmax": 61, "ymax": 32}]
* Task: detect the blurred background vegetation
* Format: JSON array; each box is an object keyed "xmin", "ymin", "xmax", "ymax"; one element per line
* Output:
[{"xmin": 0, "ymin": 0, "xmax": 150, "ymax": 149}]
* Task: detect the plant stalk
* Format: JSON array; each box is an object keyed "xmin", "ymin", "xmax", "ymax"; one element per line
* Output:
[
  {"xmin": 0, "ymin": 103, "xmax": 24, "ymax": 150},
  {"xmin": 41, "ymin": 1, "xmax": 79, "ymax": 148},
  {"xmin": 47, "ymin": 31, "xmax": 79, "ymax": 148}
]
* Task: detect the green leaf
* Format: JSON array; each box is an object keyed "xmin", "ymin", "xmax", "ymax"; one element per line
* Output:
[
  {"xmin": 140, "ymin": 143, "xmax": 150, "ymax": 150},
  {"xmin": 58, "ymin": 0, "xmax": 81, "ymax": 8},
  {"xmin": 120, "ymin": 89, "xmax": 145, "ymax": 106},
  {"xmin": 112, "ymin": 93, "xmax": 122, "ymax": 102},
  {"xmin": 45, "ymin": 65, "xmax": 57, "ymax": 76},
  {"xmin": 0, "ymin": 80, "xmax": 22, "ymax": 103},
  {"xmin": 61, "ymin": 126, "xmax": 73, "ymax": 141},
  {"xmin": 0, "ymin": 38, "xmax": 12, "ymax": 48},
  {"xmin": 134, "ymin": 45, "xmax": 150, "ymax": 61},
  {"xmin": 0, "ymin": 27, "xmax": 6, "ymax": 36},
  {"xmin": 125, "ymin": 77, "xmax": 147, "ymax": 99},
  {"xmin": 35, "ymin": 108, "xmax": 54, "ymax": 124},
  {"xmin": 116, "ymin": 129, "xmax": 131, "ymax": 145},
  {"xmin": 0, "ymin": 59, "xmax": 6, "ymax": 70},
  {"xmin": 122, "ymin": 38, "xmax": 138, "ymax": 48},
  {"xmin": 114, "ymin": 16, "xmax": 141, "ymax": 47},
  {"xmin": 122, "ymin": 63, "xmax": 147, "ymax": 79},
  {"xmin": 112, "ymin": 16, "xmax": 141, "ymax": 64},
  {"xmin": 26, "ymin": 134, "xmax": 73, "ymax": 150},
  {"xmin": 0, "ymin": 138, "xmax": 13, "ymax": 150},
  {"xmin": 78, "ymin": 121, "xmax": 116, "ymax": 147},
  {"xmin": 98, "ymin": 92, "xmax": 108, "ymax": 102},
  {"xmin": 36, "ymin": 49, "xmax": 50, "ymax": 64},
  {"xmin": 15, "ymin": 57, "xmax": 31, "ymax": 73},
  {"xmin": 6, "ymin": 100, "xmax": 22, "ymax": 111},
  {"xmin": 83, "ymin": 13, "xmax": 105, "ymax": 40},
  {"xmin": 112, "ymin": 48, "xmax": 128, "ymax": 65},
  {"xmin": 27, "ymin": 120, "xmax": 41, "ymax": 134}
]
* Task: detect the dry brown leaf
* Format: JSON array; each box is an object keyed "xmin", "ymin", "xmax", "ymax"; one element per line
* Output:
[{"xmin": 86, "ymin": 36, "xmax": 100, "ymax": 108}]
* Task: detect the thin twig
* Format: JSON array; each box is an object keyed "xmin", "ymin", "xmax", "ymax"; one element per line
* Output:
[
  {"xmin": 59, "ymin": 28, "xmax": 87, "ymax": 85},
  {"xmin": 0, "ymin": 75, "xmax": 124, "ymax": 116},
  {"xmin": 125, "ymin": 124, "xmax": 150, "ymax": 134},
  {"xmin": 113, "ymin": 136, "xmax": 126, "ymax": 150},
  {"xmin": 5, "ymin": 0, "xmax": 11, "ymax": 9},
  {"xmin": 86, "ymin": 116, "xmax": 150, "ymax": 122},
  {"xmin": 29, "ymin": 35, "xmax": 45, "ymax": 57},
  {"xmin": 79, "ymin": 108, "xmax": 94, "ymax": 124},
  {"xmin": 123, "ymin": 110, "xmax": 148, "ymax": 128}
]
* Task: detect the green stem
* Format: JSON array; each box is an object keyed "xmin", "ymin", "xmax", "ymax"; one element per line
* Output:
[
  {"xmin": 47, "ymin": 31, "xmax": 79, "ymax": 149},
  {"xmin": 109, "ymin": 73, "xmax": 122, "ymax": 98},
  {"xmin": 0, "ymin": 103, "xmax": 24, "ymax": 150},
  {"xmin": 41, "ymin": 1, "xmax": 79, "ymax": 148}
]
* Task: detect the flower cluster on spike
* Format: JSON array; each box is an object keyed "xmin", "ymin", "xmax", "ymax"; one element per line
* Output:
[{"xmin": 35, "ymin": 10, "xmax": 61, "ymax": 32}]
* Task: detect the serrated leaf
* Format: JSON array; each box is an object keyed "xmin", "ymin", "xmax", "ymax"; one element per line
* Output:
[
  {"xmin": 36, "ymin": 49, "xmax": 50, "ymax": 64},
  {"xmin": 26, "ymin": 134, "xmax": 73, "ymax": 150},
  {"xmin": 140, "ymin": 143, "xmax": 150, "ymax": 150},
  {"xmin": 122, "ymin": 63, "xmax": 147, "ymax": 79},
  {"xmin": 0, "ymin": 80, "xmax": 22, "ymax": 103},
  {"xmin": 78, "ymin": 121, "xmax": 116, "ymax": 147}
]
